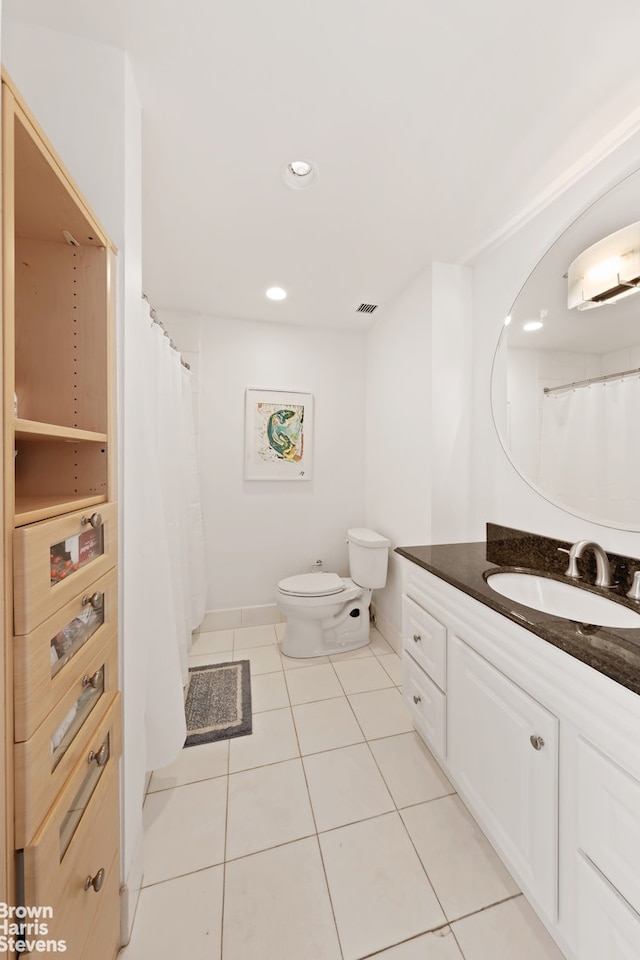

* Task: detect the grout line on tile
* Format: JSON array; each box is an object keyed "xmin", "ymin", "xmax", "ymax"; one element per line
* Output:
[
  {"xmin": 358, "ymin": 922, "xmax": 454, "ymax": 959},
  {"xmin": 447, "ymin": 890, "xmax": 525, "ymax": 926},
  {"xmin": 146, "ymin": 769, "xmax": 229, "ymax": 795},
  {"xmin": 222, "ymin": 830, "xmax": 319, "ymax": 867},
  {"xmin": 139, "ymin": 859, "xmax": 226, "ymax": 891},
  {"xmin": 313, "ymin": 834, "xmax": 346, "ymax": 960}
]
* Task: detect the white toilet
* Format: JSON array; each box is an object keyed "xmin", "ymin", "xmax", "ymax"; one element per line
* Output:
[{"xmin": 277, "ymin": 528, "xmax": 390, "ymax": 659}]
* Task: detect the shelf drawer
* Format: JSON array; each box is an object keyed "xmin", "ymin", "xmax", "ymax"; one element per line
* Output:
[
  {"xmin": 13, "ymin": 501, "xmax": 117, "ymax": 634},
  {"xmin": 577, "ymin": 737, "xmax": 640, "ymax": 915},
  {"xmin": 15, "ymin": 638, "xmax": 118, "ymax": 847},
  {"xmin": 14, "ymin": 567, "xmax": 117, "ymax": 742},
  {"xmin": 403, "ymin": 653, "xmax": 446, "ymax": 759},
  {"xmin": 22, "ymin": 699, "xmax": 121, "ymax": 956},
  {"xmin": 402, "ymin": 595, "xmax": 447, "ymax": 690}
]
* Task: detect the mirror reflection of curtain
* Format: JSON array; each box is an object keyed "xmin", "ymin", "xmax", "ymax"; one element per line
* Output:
[{"xmin": 539, "ymin": 376, "xmax": 640, "ymax": 526}]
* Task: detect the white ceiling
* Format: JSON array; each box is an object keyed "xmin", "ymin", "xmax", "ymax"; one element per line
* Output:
[{"xmin": 6, "ymin": 0, "xmax": 640, "ymax": 329}]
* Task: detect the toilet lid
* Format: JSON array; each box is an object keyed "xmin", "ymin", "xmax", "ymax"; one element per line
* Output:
[{"xmin": 278, "ymin": 572, "xmax": 345, "ymax": 597}]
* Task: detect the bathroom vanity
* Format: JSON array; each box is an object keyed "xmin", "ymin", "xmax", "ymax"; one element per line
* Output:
[{"xmin": 397, "ymin": 525, "xmax": 640, "ymax": 960}]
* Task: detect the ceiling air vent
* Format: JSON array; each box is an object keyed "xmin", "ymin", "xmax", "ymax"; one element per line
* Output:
[{"xmin": 356, "ymin": 303, "xmax": 378, "ymax": 314}]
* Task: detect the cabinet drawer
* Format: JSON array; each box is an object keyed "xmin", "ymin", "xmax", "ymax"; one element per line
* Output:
[
  {"xmin": 77, "ymin": 845, "xmax": 121, "ymax": 960},
  {"xmin": 15, "ymin": 638, "xmax": 118, "ymax": 847},
  {"xmin": 577, "ymin": 853, "xmax": 640, "ymax": 960},
  {"xmin": 402, "ymin": 595, "xmax": 446, "ymax": 690},
  {"xmin": 13, "ymin": 501, "xmax": 117, "ymax": 634},
  {"xmin": 577, "ymin": 737, "xmax": 640, "ymax": 915},
  {"xmin": 14, "ymin": 567, "xmax": 117, "ymax": 742},
  {"xmin": 23, "ymin": 694, "xmax": 122, "ymax": 904},
  {"xmin": 405, "ymin": 562, "xmax": 436, "ymax": 610},
  {"xmin": 22, "ymin": 703, "xmax": 121, "ymax": 958},
  {"xmin": 403, "ymin": 653, "xmax": 446, "ymax": 759}
]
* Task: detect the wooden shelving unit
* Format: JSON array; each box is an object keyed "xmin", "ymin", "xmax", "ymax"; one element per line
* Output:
[{"xmin": 2, "ymin": 73, "xmax": 120, "ymax": 957}]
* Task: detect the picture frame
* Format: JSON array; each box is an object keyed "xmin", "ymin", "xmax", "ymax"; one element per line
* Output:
[{"xmin": 244, "ymin": 389, "xmax": 313, "ymax": 480}]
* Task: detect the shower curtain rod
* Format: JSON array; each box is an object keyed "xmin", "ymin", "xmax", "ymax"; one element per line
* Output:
[
  {"xmin": 543, "ymin": 365, "xmax": 640, "ymax": 396},
  {"xmin": 142, "ymin": 294, "xmax": 191, "ymax": 370}
]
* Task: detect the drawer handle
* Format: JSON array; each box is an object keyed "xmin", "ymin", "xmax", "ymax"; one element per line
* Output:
[
  {"xmin": 88, "ymin": 743, "xmax": 109, "ymax": 767},
  {"xmin": 412, "ymin": 634, "xmax": 422, "ymax": 643},
  {"xmin": 82, "ymin": 592, "xmax": 103, "ymax": 610},
  {"xmin": 84, "ymin": 868, "xmax": 105, "ymax": 893},
  {"xmin": 81, "ymin": 512, "xmax": 102, "ymax": 529},
  {"xmin": 82, "ymin": 669, "xmax": 103, "ymax": 690},
  {"xmin": 413, "ymin": 694, "xmax": 422, "ymax": 704},
  {"xmin": 530, "ymin": 734, "xmax": 545, "ymax": 751}
]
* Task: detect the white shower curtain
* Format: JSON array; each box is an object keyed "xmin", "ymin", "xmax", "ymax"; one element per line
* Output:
[
  {"xmin": 539, "ymin": 376, "xmax": 640, "ymax": 526},
  {"xmin": 124, "ymin": 298, "xmax": 207, "ymax": 772}
]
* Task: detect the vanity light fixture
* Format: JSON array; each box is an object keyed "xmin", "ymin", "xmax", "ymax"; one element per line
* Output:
[
  {"xmin": 567, "ymin": 220, "xmax": 640, "ymax": 310},
  {"xmin": 266, "ymin": 286, "xmax": 287, "ymax": 301},
  {"xmin": 281, "ymin": 159, "xmax": 318, "ymax": 190}
]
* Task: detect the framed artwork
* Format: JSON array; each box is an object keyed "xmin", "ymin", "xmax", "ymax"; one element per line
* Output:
[{"xmin": 244, "ymin": 389, "xmax": 313, "ymax": 480}]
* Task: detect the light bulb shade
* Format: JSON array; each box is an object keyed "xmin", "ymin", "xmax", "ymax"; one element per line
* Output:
[{"xmin": 567, "ymin": 220, "xmax": 640, "ymax": 310}]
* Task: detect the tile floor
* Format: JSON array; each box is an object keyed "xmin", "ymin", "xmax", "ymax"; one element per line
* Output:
[{"xmin": 119, "ymin": 623, "xmax": 566, "ymax": 960}]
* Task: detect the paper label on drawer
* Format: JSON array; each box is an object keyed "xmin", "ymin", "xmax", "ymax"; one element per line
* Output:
[{"xmin": 50, "ymin": 527, "xmax": 104, "ymax": 584}]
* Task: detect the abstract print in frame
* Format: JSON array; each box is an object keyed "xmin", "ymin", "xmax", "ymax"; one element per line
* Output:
[{"xmin": 244, "ymin": 389, "xmax": 313, "ymax": 480}]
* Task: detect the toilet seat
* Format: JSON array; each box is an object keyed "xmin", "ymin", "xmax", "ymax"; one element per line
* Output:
[{"xmin": 278, "ymin": 572, "xmax": 345, "ymax": 598}]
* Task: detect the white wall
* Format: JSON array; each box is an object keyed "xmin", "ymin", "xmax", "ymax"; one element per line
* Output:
[
  {"xmin": 161, "ymin": 313, "xmax": 368, "ymax": 614},
  {"xmin": 365, "ymin": 132, "xmax": 640, "ymax": 646},
  {"xmin": 364, "ymin": 263, "xmax": 473, "ymax": 639},
  {"xmin": 430, "ymin": 263, "xmax": 473, "ymax": 542},
  {"xmin": 365, "ymin": 269, "xmax": 433, "ymax": 638},
  {"xmin": 470, "ymin": 125, "xmax": 640, "ymax": 559}
]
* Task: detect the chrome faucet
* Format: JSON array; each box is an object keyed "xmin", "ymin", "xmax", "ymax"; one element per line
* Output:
[{"xmin": 565, "ymin": 540, "xmax": 614, "ymax": 588}]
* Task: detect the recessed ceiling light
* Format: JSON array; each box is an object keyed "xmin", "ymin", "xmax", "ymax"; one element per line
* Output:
[
  {"xmin": 289, "ymin": 161, "xmax": 312, "ymax": 177},
  {"xmin": 281, "ymin": 159, "xmax": 318, "ymax": 190},
  {"xmin": 523, "ymin": 320, "xmax": 543, "ymax": 332},
  {"xmin": 266, "ymin": 286, "xmax": 287, "ymax": 301}
]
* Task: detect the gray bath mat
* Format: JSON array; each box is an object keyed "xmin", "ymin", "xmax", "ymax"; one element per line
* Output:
[{"xmin": 184, "ymin": 660, "xmax": 252, "ymax": 746}]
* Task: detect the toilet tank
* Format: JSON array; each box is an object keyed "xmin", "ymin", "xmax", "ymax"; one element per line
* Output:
[{"xmin": 347, "ymin": 528, "xmax": 391, "ymax": 588}]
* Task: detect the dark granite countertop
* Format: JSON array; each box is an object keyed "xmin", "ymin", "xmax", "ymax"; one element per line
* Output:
[{"xmin": 395, "ymin": 524, "xmax": 640, "ymax": 697}]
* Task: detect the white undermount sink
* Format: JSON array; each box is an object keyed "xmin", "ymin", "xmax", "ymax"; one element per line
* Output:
[{"xmin": 485, "ymin": 570, "xmax": 640, "ymax": 628}]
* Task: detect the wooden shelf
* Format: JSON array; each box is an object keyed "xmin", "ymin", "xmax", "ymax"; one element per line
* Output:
[
  {"xmin": 2, "ymin": 74, "xmax": 118, "ymax": 950},
  {"xmin": 15, "ymin": 494, "xmax": 107, "ymax": 528},
  {"xmin": 15, "ymin": 419, "xmax": 108, "ymax": 444}
]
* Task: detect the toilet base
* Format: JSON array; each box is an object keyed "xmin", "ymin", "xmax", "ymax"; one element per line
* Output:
[{"xmin": 281, "ymin": 604, "xmax": 371, "ymax": 659}]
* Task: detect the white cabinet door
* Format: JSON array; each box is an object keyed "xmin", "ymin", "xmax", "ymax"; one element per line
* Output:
[
  {"xmin": 577, "ymin": 854, "xmax": 640, "ymax": 960},
  {"xmin": 448, "ymin": 634, "xmax": 559, "ymax": 921}
]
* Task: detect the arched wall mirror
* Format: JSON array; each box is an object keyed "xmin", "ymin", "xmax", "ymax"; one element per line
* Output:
[{"xmin": 491, "ymin": 167, "xmax": 640, "ymax": 531}]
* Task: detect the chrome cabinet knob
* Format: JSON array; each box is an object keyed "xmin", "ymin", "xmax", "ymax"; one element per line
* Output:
[
  {"xmin": 530, "ymin": 734, "xmax": 545, "ymax": 751},
  {"xmin": 82, "ymin": 668, "xmax": 103, "ymax": 689},
  {"xmin": 82, "ymin": 592, "xmax": 103, "ymax": 610},
  {"xmin": 412, "ymin": 634, "xmax": 422, "ymax": 643},
  {"xmin": 88, "ymin": 743, "xmax": 109, "ymax": 766},
  {"xmin": 84, "ymin": 868, "xmax": 105, "ymax": 893},
  {"xmin": 81, "ymin": 512, "xmax": 102, "ymax": 528},
  {"xmin": 413, "ymin": 694, "xmax": 422, "ymax": 704}
]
